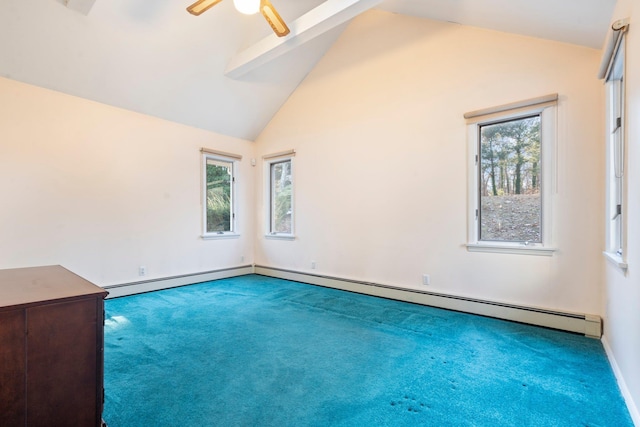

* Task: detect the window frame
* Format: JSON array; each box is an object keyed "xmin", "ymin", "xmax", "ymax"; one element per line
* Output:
[
  {"xmin": 201, "ymin": 152, "xmax": 239, "ymax": 240},
  {"xmin": 264, "ymin": 152, "xmax": 295, "ymax": 240},
  {"xmin": 466, "ymin": 103, "xmax": 557, "ymax": 256},
  {"xmin": 604, "ymin": 35, "xmax": 628, "ymax": 270}
]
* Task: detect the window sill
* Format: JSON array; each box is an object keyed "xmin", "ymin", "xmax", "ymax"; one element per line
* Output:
[
  {"xmin": 466, "ymin": 243, "xmax": 556, "ymax": 256},
  {"xmin": 603, "ymin": 251, "xmax": 628, "ymax": 271},
  {"xmin": 265, "ymin": 234, "xmax": 296, "ymax": 241},
  {"xmin": 201, "ymin": 233, "xmax": 240, "ymax": 240}
]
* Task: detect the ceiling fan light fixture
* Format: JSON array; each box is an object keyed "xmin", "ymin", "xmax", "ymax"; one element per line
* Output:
[
  {"xmin": 233, "ymin": 0, "xmax": 260, "ymax": 15},
  {"xmin": 186, "ymin": 0, "xmax": 289, "ymax": 37}
]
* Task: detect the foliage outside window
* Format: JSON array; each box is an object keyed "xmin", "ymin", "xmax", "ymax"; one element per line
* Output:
[
  {"xmin": 270, "ymin": 160, "xmax": 293, "ymax": 234},
  {"xmin": 467, "ymin": 99, "xmax": 556, "ymax": 255},
  {"xmin": 479, "ymin": 115, "xmax": 541, "ymax": 243},
  {"xmin": 203, "ymin": 155, "xmax": 235, "ymax": 236},
  {"xmin": 264, "ymin": 153, "xmax": 294, "ymax": 238}
]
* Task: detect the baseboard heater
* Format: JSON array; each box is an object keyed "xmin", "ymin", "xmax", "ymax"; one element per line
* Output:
[
  {"xmin": 102, "ymin": 265, "xmax": 254, "ymax": 298},
  {"xmin": 254, "ymin": 265, "xmax": 602, "ymax": 338}
]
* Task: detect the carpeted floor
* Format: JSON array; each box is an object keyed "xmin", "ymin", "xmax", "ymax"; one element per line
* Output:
[{"xmin": 103, "ymin": 274, "xmax": 633, "ymax": 426}]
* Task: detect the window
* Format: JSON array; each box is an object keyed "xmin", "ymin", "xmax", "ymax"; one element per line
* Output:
[
  {"xmin": 202, "ymin": 149, "xmax": 240, "ymax": 238},
  {"xmin": 466, "ymin": 96, "xmax": 557, "ymax": 255},
  {"xmin": 604, "ymin": 35, "xmax": 627, "ymax": 267},
  {"xmin": 479, "ymin": 115, "xmax": 541, "ymax": 243},
  {"xmin": 264, "ymin": 151, "xmax": 295, "ymax": 239},
  {"xmin": 270, "ymin": 160, "xmax": 293, "ymax": 234}
]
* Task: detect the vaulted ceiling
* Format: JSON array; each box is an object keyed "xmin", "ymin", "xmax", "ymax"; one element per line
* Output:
[{"xmin": 0, "ymin": 0, "xmax": 616, "ymax": 141}]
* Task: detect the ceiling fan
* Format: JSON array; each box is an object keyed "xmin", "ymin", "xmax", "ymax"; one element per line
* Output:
[{"xmin": 187, "ymin": 0, "xmax": 290, "ymax": 37}]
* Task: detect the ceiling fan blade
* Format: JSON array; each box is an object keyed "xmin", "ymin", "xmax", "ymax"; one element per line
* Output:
[
  {"xmin": 260, "ymin": 0, "xmax": 290, "ymax": 37},
  {"xmin": 187, "ymin": 0, "xmax": 223, "ymax": 16}
]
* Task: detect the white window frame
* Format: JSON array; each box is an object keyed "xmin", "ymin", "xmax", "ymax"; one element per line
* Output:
[
  {"xmin": 604, "ymin": 35, "xmax": 628, "ymax": 270},
  {"xmin": 466, "ymin": 101, "xmax": 557, "ymax": 256},
  {"xmin": 264, "ymin": 151, "xmax": 295, "ymax": 240},
  {"xmin": 201, "ymin": 151, "xmax": 240, "ymax": 240}
]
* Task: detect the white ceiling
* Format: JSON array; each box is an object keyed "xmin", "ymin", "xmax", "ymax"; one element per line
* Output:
[
  {"xmin": 0, "ymin": 0, "xmax": 616, "ymax": 141},
  {"xmin": 378, "ymin": 0, "xmax": 616, "ymax": 49}
]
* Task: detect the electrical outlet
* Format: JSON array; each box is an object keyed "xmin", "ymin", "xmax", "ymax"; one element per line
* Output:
[
  {"xmin": 241, "ymin": 255, "xmax": 245, "ymax": 263},
  {"xmin": 422, "ymin": 274, "xmax": 430, "ymax": 285},
  {"xmin": 139, "ymin": 266, "xmax": 146, "ymax": 277},
  {"xmin": 311, "ymin": 261, "xmax": 316, "ymax": 269}
]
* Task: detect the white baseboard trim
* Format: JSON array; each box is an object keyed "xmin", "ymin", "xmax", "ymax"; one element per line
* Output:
[
  {"xmin": 602, "ymin": 335, "xmax": 640, "ymax": 426},
  {"xmin": 103, "ymin": 265, "xmax": 604, "ymax": 339},
  {"xmin": 103, "ymin": 265, "xmax": 254, "ymax": 298},
  {"xmin": 254, "ymin": 265, "xmax": 602, "ymax": 338}
]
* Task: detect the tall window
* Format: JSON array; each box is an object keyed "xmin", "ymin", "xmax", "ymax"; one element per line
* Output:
[
  {"xmin": 202, "ymin": 150, "xmax": 239, "ymax": 238},
  {"xmin": 466, "ymin": 96, "xmax": 556, "ymax": 255},
  {"xmin": 264, "ymin": 151, "xmax": 295, "ymax": 238},
  {"xmin": 605, "ymin": 37, "xmax": 626, "ymax": 262},
  {"xmin": 270, "ymin": 160, "xmax": 293, "ymax": 234}
]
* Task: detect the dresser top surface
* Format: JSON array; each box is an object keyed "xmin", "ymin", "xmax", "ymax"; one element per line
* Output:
[{"xmin": 0, "ymin": 265, "xmax": 107, "ymax": 309}]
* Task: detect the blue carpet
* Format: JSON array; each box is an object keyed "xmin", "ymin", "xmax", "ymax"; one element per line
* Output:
[{"xmin": 103, "ymin": 274, "xmax": 633, "ymax": 426}]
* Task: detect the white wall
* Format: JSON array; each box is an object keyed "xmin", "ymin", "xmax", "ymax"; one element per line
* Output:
[
  {"xmin": 603, "ymin": 0, "xmax": 640, "ymax": 423},
  {"xmin": 0, "ymin": 77, "xmax": 254, "ymax": 286},
  {"xmin": 254, "ymin": 11, "xmax": 604, "ymax": 315},
  {"xmin": 1, "ymin": 6, "xmax": 636, "ymax": 422},
  {"xmin": 0, "ymin": 0, "xmax": 335, "ymax": 141}
]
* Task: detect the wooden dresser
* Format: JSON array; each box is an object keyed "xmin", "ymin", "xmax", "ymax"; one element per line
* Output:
[{"xmin": 0, "ymin": 265, "xmax": 108, "ymax": 426}]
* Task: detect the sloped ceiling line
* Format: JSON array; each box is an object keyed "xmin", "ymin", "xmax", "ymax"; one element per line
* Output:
[{"xmin": 225, "ymin": 0, "xmax": 383, "ymax": 79}]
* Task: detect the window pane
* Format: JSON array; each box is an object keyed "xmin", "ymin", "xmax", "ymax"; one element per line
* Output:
[
  {"xmin": 609, "ymin": 43, "xmax": 624, "ymax": 256},
  {"xmin": 206, "ymin": 159, "xmax": 232, "ymax": 233},
  {"xmin": 479, "ymin": 115, "xmax": 541, "ymax": 243},
  {"xmin": 270, "ymin": 160, "xmax": 292, "ymax": 234}
]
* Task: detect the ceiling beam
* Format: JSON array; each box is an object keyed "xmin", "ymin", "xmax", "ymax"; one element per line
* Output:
[
  {"xmin": 65, "ymin": 0, "xmax": 97, "ymax": 15},
  {"xmin": 225, "ymin": 0, "xmax": 382, "ymax": 79}
]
